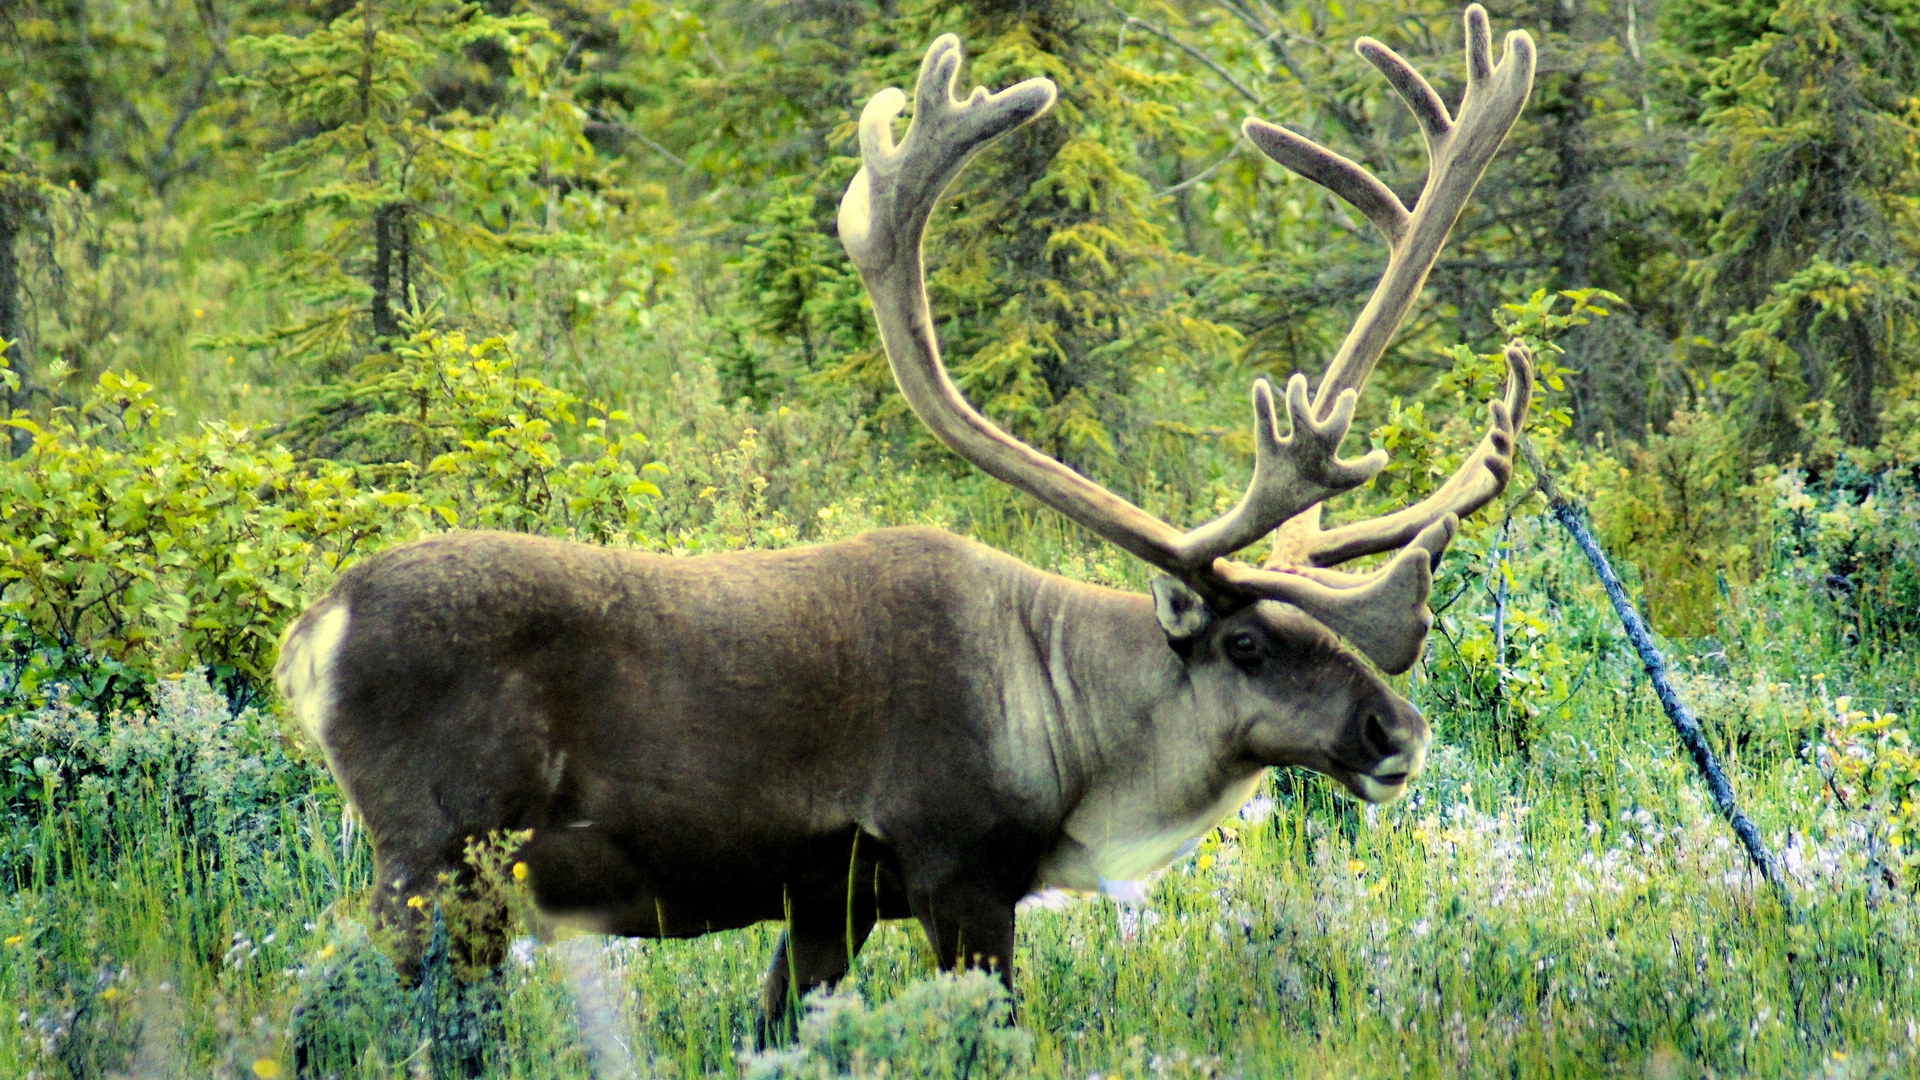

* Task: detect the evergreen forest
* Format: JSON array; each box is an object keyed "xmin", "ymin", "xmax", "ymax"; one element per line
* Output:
[{"xmin": 3, "ymin": 0, "xmax": 1920, "ymax": 1076}]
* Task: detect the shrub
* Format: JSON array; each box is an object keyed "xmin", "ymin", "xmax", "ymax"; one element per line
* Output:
[
  {"xmin": 1821, "ymin": 696, "xmax": 1918, "ymax": 893},
  {"xmin": 1771, "ymin": 460, "xmax": 1920, "ymax": 647},
  {"xmin": 0, "ymin": 367, "xmax": 407, "ymax": 706},
  {"xmin": 0, "ymin": 328, "xmax": 668, "ymax": 709},
  {"xmin": 741, "ymin": 971, "xmax": 1032, "ymax": 1080}
]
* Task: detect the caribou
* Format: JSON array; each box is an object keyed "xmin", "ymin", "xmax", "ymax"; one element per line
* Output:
[{"xmin": 276, "ymin": 4, "xmax": 1536, "ymax": 1041}]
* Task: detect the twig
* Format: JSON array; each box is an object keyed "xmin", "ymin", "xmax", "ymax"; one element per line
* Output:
[
  {"xmin": 1106, "ymin": 3, "xmax": 1263, "ymax": 105},
  {"xmin": 1154, "ymin": 145, "xmax": 1241, "ymax": 198},
  {"xmin": 1519, "ymin": 436, "xmax": 1791, "ymax": 909}
]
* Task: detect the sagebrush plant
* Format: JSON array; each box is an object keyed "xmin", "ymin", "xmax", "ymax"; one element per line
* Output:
[
  {"xmin": 0, "ymin": 670, "xmax": 324, "ymax": 883},
  {"xmin": 741, "ymin": 970, "xmax": 1032, "ymax": 1080}
]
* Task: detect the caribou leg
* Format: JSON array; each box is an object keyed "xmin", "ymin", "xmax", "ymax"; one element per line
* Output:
[
  {"xmin": 755, "ymin": 885, "xmax": 882, "ymax": 1047},
  {"xmin": 909, "ymin": 884, "xmax": 1018, "ymax": 1001}
]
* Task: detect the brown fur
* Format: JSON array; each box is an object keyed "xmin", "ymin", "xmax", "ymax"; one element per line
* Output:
[{"xmin": 278, "ymin": 526, "xmax": 1426, "ymax": 1040}]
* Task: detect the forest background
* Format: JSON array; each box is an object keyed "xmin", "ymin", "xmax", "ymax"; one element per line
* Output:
[{"xmin": 2, "ymin": 0, "xmax": 1920, "ymax": 1077}]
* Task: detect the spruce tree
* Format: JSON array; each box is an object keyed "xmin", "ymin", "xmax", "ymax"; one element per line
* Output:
[
  {"xmin": 214, "ymin": 0, "xmax": 597, "ymax": 372},
  {"xmin": 1680, "ymin": 0, "xmax": 1920, "ymax": 455}
]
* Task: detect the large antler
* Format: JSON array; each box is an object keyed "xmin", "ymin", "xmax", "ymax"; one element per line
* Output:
[
  {"xmin": 839, "ymin": 9, "xmax": 1535, "ymax": 675},
  {"xmin": 1247, "ymin": 4, "xmax": 1536, "ymax": 579}
]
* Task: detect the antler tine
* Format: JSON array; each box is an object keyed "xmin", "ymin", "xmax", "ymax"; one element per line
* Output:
[
  {"xmin": 1240, "ymin": 120, "xmax": 1409, "ymax": 245},
  {"xmin": 1175, "ymin": 375, "xmax": 1390, "ymax": 567},
  {"xmin": 1354, "ymin": 38, "xmax": 1452, "ymax": 148},
  {"xmin": 840, "ymin": 35, "xmax": 1057, "ymax": 276},
  {"xmin": 1267, "ymin": 342, "xmax": 1533, "ymax": 572}
]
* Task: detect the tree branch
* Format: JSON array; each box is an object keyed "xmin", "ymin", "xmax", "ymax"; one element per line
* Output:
[{"xmin": 1520, "ymin": 435, "xmax": 1791, "ymax": 910}]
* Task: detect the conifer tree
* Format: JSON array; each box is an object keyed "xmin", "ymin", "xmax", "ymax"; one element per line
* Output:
[
  {"xmin": 1680, "ymin": 0, "xmax": 1920, "ymax": 454},
  {"xmin": 841, "ymin": 0, "xmax": 1235, "ymax": 478},
  {"xmin": 215, "ymin": 0, "xmax": 598, "ymax": 371}
]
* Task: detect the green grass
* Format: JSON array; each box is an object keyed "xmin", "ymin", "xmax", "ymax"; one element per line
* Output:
[{"xmin": 3, "ymin": 518, "xmax": 1917, "ymax": 1080}]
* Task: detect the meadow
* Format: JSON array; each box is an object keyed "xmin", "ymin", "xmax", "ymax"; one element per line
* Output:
[{"xmin": 5, "ymin": 467, "xmax": 1918, "ymax": 1078}]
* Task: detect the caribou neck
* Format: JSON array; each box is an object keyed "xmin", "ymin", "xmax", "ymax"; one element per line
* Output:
[{"xmin": 994, "ymin": 571, "xmax": 1260, "ymax": 892}]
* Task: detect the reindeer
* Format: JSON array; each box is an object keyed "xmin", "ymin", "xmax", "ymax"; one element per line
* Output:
[{"xmin": 275, "ymin": 5, "xmax": 1535, "ymax": 1042}]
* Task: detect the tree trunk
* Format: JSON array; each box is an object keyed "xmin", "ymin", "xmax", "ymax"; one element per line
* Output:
[
  {"xmin": 372, "ymin": 203, "xmax": 403, "ymax": 339},
  {"xmin": 1840, "ymin": 314, "xmax": 1878, "ymax": 448},
  {"xmin": 0, "ymin": 196, "xmax": 30, "ymax": 457},
  {"xmin": 49, "ymin": 0, "xmax": 100, "ymax": 191}
]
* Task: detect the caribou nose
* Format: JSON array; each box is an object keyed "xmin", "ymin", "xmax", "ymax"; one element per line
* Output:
[{"xmin": 1359, "ymin": 703, "xmax": 1429, "ymax": 798}]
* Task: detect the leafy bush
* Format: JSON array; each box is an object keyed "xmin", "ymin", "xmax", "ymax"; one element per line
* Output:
[
  {"xmin": 0, "ymin": 366, "xmax": 406, "ymax": 705},
  {"xmin": 1772, "ymin": 460, "xmax": 1920, "ymax": 646},
  {"xmin": 0, "ymin": 329, "xmax": 668, "ymax": 709},
  {"xmin": 289, "ymin": 321, "xmax": 668, "ymax": 545},
  {"xmin": 741, "ymin": 971, "xmax": 1032, "ymax": 1080},
  {"xmin": 1820, "ymin": 697, "xmax": 1918, "ymax": 892}
]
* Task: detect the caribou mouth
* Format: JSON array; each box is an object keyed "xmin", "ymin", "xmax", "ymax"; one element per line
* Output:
[{"xmin": 1345, "ymin": 769, "xmax": 1416, "ymax": 804}]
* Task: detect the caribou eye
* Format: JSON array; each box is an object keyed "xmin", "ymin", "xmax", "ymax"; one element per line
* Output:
[{"xmin": 1225, "ymin": 630, "xmax": 1261, "ymax": 664}]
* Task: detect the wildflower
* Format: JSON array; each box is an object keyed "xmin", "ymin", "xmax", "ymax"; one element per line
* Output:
[
  {"xmin": 101, "ymin": 988, "xmax": 119, "ymax": 1001},
  {"xmin": 4, "ymin": 935, "xmax": 21, "ymax": 946},
  {"xmin": 1348, "ymin": 860, "xmax": 1366, "ymax": 875},
  {"xmin": 512, "ymin": 861, "xmax": 530, "ymax": 882},
  {"xmin": 252, "ymin": 1058, "xmax": 282, "ymax": 1078},
  {"xmin": 317, "ymin": 944, "xmax": 337, "ymax": 961},
  {"xmin": 406, "ymin": 895, "xmax": 427, "ymax": 910},
  {"xmin": 193, "ymin": 308, "xmax": 205, "ymax": 319}
]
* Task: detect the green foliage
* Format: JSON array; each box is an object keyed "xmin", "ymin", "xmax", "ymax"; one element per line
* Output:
[
  {"xmin": 742, "ymin": 971, "xmax": 1031, "ymax": 1080},
  {"xmin": 1686, "ymin": 0, "xmax": 1920, "ymax": 453},
  {"xmin": 1772, "ymin": 462, "xmax": 1920, "ymax": 645},
  {"xmin": 741, "ymin": 968, "xmax": 1036, "ymax": 1076},
  {"xmin": 3, "ymin": 2, "xmax": 1920, "ymax": 1075},
  {"xmin": 1368, "ymin": 288, "xmax": 1595, "ymax": 511},
  {"xmin": 721, "ymin": 185, "xmax": 873, "ymax": 406},
  {"xmin": 0, "ymin": 328, "xmax": 665, "ymax": 705},
  {"xmin": 0, "ymin": 672, "xmax": 323, "ymax": 882},
  {"xmin": 0, "ymin": 365, "xmax": 406, "ymax": 702},
  {"xmin": 6, "ymin": 537, "xmax": 1920, "ymax": 1077},
  {"xmin": 1587, "ymin": 408, "xmax": 1765, "ymax": 637},
  {"xmin": 1822, "ymin": 697, "xmax": 1920, "ymax": 890},
  {"xmin": 214, "ymin": 0, "xmax": 598, "ymax": 367},
  {"xmin": 296, "ymin": 319, "xmax": 667, "ymax": 543}
]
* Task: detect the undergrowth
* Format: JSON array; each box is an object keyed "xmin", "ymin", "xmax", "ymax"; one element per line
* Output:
[{"xmin": 2, "ymin": 470, "xmax": 1917, "ymax": 1078}]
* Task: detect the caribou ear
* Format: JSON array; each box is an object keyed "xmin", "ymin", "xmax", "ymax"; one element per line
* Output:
[{"xmin": 1152, "ymin": 577, "xmax": 1214, "ymax": 645}]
